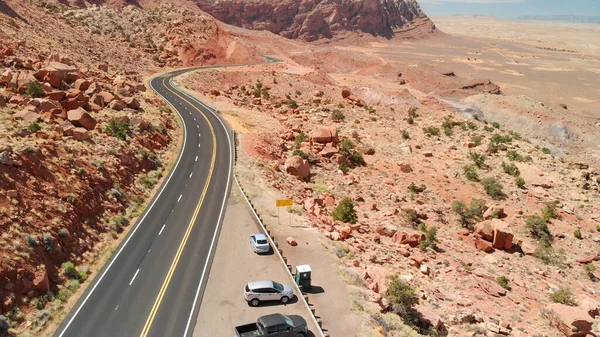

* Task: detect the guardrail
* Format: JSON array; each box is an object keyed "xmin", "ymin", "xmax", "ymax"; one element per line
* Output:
[{"xmin": 232, "ymin": 131, "xmax": 328, "ymax": 337}]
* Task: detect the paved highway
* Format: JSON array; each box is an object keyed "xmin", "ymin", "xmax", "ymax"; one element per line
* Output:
[{"xmin": 55, "ymin": 68, "xmax": 234, "ymax": 337}]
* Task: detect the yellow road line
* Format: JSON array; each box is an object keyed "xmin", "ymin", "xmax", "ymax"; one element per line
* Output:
[{"xmin": 139, "ymin": 76, "xmax": 218, "ymax": 337}]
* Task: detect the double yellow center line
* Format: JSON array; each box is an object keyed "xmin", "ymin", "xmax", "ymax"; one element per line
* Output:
[{"xmin": 139, "ymin": 76, "xmax": 218, "ymax": 337}]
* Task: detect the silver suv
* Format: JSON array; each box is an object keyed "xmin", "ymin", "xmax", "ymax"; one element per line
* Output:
[{"xmin": 244, "ymin": 280, "xmax": 294, "ymax": 307}]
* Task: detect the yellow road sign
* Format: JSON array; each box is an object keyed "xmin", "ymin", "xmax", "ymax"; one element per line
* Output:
[{"xmin": 276, "ymin": 199, "xmax": 293, "ymax": 207}]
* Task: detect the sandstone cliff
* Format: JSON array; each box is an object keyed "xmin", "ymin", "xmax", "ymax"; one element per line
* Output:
[{"xmin": 196, "ymin": 0, "xmax": 436, "ymax": 41}]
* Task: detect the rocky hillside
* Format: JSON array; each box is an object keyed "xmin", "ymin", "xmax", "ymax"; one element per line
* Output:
[{"xmin": 196, "ymin": 0, "xmax": 437, "ymax": 41}]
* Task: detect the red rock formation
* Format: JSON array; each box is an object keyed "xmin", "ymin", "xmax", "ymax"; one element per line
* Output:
[{"xmin": 196, "ymin": 0, "xmax": 437, "ymax": 41}]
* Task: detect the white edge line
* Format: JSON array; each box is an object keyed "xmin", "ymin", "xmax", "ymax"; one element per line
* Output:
[
  {"xmin": 178, "ymin": 79, "xmax": 234, "ymax": 337},
  {"xmin": 159, "ymin": 224, "xmax": 166, "ymax": 236},
  {"xmin": 57, "ymin": 76, "xmax": 189, "ymax": 337},
  {"xmin": 177, "ymin": 77, "xmax": 324, "ymax": 337},
  {"xmin": 129, "ymin": 269, "xmax": 140, "ymax": 286}
]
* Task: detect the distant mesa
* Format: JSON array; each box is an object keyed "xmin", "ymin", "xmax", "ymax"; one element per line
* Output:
[
  {"xmin": 195, "ymin": 0, "xmax": 437, "ymax": 41},
  {"xmin": 517, "ymin": 15, "xmax": 600, "ymax": 24}
]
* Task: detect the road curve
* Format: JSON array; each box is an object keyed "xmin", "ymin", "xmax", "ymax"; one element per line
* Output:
[{"xmin": 54, "ymin": 68, "xmax": 234, "ymax": 337}]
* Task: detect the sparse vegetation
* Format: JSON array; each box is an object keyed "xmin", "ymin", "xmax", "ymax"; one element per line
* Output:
[
  {"xmin": 339, "ymin": 139, "xmax": 365, "ymax": 167},
  {"xmin": 584, "ymin": 264, "xmax": 598, "ymax": 282},
  {"xmin": 339, "ymin": 162, "xmax": 349, "ymax": 174},
  {"xmin": 384, "ymin": 275, "xmax": 419, "ymax": 326},
  {"xmin": 332, "ymin": 197, "xmax": 358, "ymax": 224},
  {"xmin": 28, "ymin": 122, "xmax": 42, "ymax": 133},
  {"xmin": 534, "ymin": 245, "xmax": 566, "ymax": 267},
  {"xmin": 471, "ymin": 135, "xmax": 483, "ymax": 146},
  {"xmin": 574, "ymin": 229, "xmax": 583, "ymax": 240},
  {"xmin": 507, "ymin": 150, "xmax": 524, "ymax": 162},
  {"xmin": 418, "ymin": 223, "xmax": 438, "ymax": 251},
  {"xmin": 452, "ymin": 199, "xmax": 485, "ymax": 230},
  {"xmin": 26, "ymin": 82, "xmax": 45, "ymax": 98},
  {"xmin": 293, "ymin": 131, "xmax": 306, "ymax": 150},
  {"xmin": 469, "ymin": 151, "xmax": 487, "ymax": 169},
  {"xmin": 463, "ymin": 165, "xmax": 480, "ymax": 182},
  {"xmin": 331, "ymin": 109, "xmax": 345, "ymax": 121},
  {"xmin": 401, "ymin": 130, "xmax": 410, "ymax": 140},
  {"xmin": 549, "ymin": 287, "xmax": 577, "ymax": 306},
  {"xmin": 541, "ymin": 202, "xmax": 559, "ymax": 222},
  {"xmin": 423, "ymin": 126, "xmax": 440, "ymax": 137},
  {"xmin": 516, "ymin": 177, "xmax": 526, "ymax": 189},
  {"xmin": 105, "ymin": 119, "xmax": 131, "ymax": 141},
  {"xmin": 496, "ymin": 276, "xmax": 511, "ymax": 291},
  {"xmin": 541, "ymin": 147, "xmax": 552, "ymax": 155},
  {"xmin": 502, "ymin": 162, "xmax": 520, "ymax": 176},
  {"xmin": 481, "ymin": 177, "xmax": 504, "ymax": 200},
  {"xmin": 525, "ymin": 214, "xmax": 552, "ymax": 244}
]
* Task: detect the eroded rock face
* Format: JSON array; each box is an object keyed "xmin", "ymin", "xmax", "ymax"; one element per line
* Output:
[{"xmin": 196, "ymin": 0, "xmax": 436, "ymax": 41}]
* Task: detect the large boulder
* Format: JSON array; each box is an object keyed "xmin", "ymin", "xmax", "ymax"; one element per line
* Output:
[
  {"xmin": 67, "ymin": 107, "xmax": 97, "ymax": 130},
  {"xmin": 14, "ymin": 110, "xmax": 40, "ymax": 124},
  {"xmin": 97, "ymin": 91, "xmax": 115, "ymax": 105},
  {"xmin": 491, "ymin": 219, "xmax": 513, "ymax": 250},
  {"xmin": 311, "ymin": 126, "xmax": 338, "ymax": 144},
  {"xmin": 33, "ymin": 269, "xmax": 50, "ymax": 293},
  {"xmin": 473, "ymin": 237, "xmax": 494, "ymax": 253},
  {"xmin": 544, "ymin": 303, "xmax": 593, "ymax": 337},
  {"xmin": 34, "ymin": 67, "xmax": 61, "ymax": 88},
  {"xmin": 284, "ymin": 156, "xmax": 310, "ymax": 181},
  {"xmin": 72, "ymin": 127, "xmax": 91, "ymax": 141},
  {"xmin": 474, "ymin": 220, "xmax": 494, "ymax": 241},
  {"xmin": 416, "ymin": 305, "xmax": 444, "ymax": 330},
  {"xmin": 577, "ymin": 295, "xmax": 600, "ymax": 318},
  {"xmin": 74, "ymin": 79, "xmax": 91, "ymax": 91},
  {"xmin": 108, "ymin": 99, "xmax": 126, "ymax": 111},
  {"xmin": 123, "ymin": 97, "xmax": 140, "ymax": 110}
]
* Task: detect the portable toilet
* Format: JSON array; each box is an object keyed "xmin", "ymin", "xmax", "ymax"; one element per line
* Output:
[{"xmin": 295, "ymin": 265, "xmax": 312, "ymax": 291}]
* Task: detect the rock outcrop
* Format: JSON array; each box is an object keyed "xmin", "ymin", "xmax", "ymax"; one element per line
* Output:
[{"xmin": 196, "ymin": 0, "xmax": 436, "ymax": 41}]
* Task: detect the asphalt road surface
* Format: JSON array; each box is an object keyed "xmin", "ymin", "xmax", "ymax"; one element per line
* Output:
[{"xmin": 54, "ymin": 68, "xmax": 233, "ymax": 337}]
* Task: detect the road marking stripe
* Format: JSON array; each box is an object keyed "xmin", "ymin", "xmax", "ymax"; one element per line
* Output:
[
  {"xmin": 189, "ymin": 172, "xmax": 193, "ymax": 178},
  {"xmin": 56, "ymin": 77, "xmax": 189, "ymax": 337},
  {"xmin": 139, "ymin": 77, "xmax": 218, "ymax": 337},
  {"xmin": 195, "ymin": 156, "xmax": 198, "ymax": 162},
  {"xmin": 158, "ymin": 224, "xmax": 166, "ymax": 236},
  {"xmin": 177, "ymin": 194, "xmax": 182, "ymax": 203},
  {"xmin": 129, "ymin": 269, "xmax": 140, "ymax": 286}
]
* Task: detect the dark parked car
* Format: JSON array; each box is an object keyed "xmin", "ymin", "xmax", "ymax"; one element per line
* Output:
[{"xmin": 234, "ymin": 313, "xmax": 308, "ymax": 337}]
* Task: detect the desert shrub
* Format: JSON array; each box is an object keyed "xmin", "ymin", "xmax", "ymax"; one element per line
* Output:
[
  {"xmin": 292, "ymin": 149, "xmax": 308, "ymax": 160},
  {"xmin": 463, "ymin": 165, "xmax": 479, "ymax": 182},
  {"xmin": 484, "ymin": 125, "xmax": 495, "ymax": 132},
  {"xmin": 471, "ymin": 135, "xmax": 483, "ymax": 146},
  {"xmin": 574, "ymin": 229, "xmax": 583, "ymax": 240},
  {"xmin": 452, "ymin": 199, "xmax": 484, "ymax": 230},
  {"xmin": 286, "ymin": 98, "xmax": 298, "ymax": 109},
  {"xmin": 61, "ymin": 262, "xmax": 79, "ymax": 279},
  {"xmin": 481, "ymin": 177, "xmax": 504, "ymax": 200},
  {"xmin": 534, "ymin": 245, "xmax": 566, "ymax": 267},
  {"xmin": 525, "ymin": 214, "xmax": 552, "ymax": 244},
  {"xmin": 293, "ymin": 131, "xmax": 306, "ymax": 149},
  {"xmin": 43, "ymin": 233, "xmax": 55, "ymax": 253},
  {"xmin": 549, "ymin": 287, "xmax": 577, "ymax": 306},
  {"xmin": 105, "ymin": 119, "xmax": 130, "ymax": 141},
  {"xmin": 331, "ymin": 109, "xmax": 345, "ymax": 121},
  {"xmin": 541, "ymin": 202, "xmax": 559, "ymax": 222},
  {"xmin": 496, "ymin": 276, "xmax": 511, "ymax": 291},
  {"xmin": 487, "ymin": 141, "xmax": 499, "ymax": 154},
  {"xmin": 584, "ymin": 264, "xmax": 598, "ymax": 282},
  {"xmin": 401, "ymin": 130, "xmax": 410, "ymax": 140},
  {"xmin": 339, "ymin": 163, "xmax": 349, "ymax": 174},
  {"xmin": 407, "ymin": 182, "xmax": 426, "ymax": 194},
  {"xmin": 24, "ymin": 234, "xmax": 38, "ymax": 247},
  {"xmin": 442, "ymin": 120, "xmax": 454, "ymax": 136},
  {"xmin": 351, "ymin": 130, "xmax": 359, "ymax": 139},
  {"xmin": 469, "ymin": 151, "xmax": 487, "ymax": 169},
  {"xmin": 339, "ymin": 139, "xmax": 365, "ymax": 167},
  {"xmin": 507, "ymin": 150, "xmax": 524, "ymax": 162},
  {"xmin": 597, "ymin": 225, "xmax": 600, "ymax": 232},
  {"xmin": 26, "ymin": 82, "xmax": 45, "ymax": 98},
  {"xmin": 502, "ymin": 162, "xmax": 520, "ymax": 176},
  {"xmin": 423, "ymin": 126, "xmax": 440, "ymax": 137},
  {"xmin": 491, "ymin": 134, "xmax": 512, "ymax": 144},
  {"xmin": 492, "ymin": 122, "xmax": 501, "ymax": 129},
  {"xmin": 418, "ymin": 223, "xmax": 438, "ymax": 251},
  {"xmin": 332, "ymin": 242, "xmax": 354, "ymax": 260},
  {"xmin": 408, "ymin": 107, "xmax": 419, "ymax": 119},
  {"xmin": 403, "ymin": 209, "xmax": 420, "ymax": 227},
  {"xmin": 332, "ymin": 197, "xmax": 357, "ymax": 224},
  {"xmin": 28, "ymin": 122, "xmax": 42, "ymax": 133},
  {"xmin": 541, "ymin": 147, "xmax": 552, "ymax": 155},
  {"xmin": 58, "ymin": 228, "xmax": 69, "ymax": 238},
  {"xmin": 516, "ymin": 177, "xmax": 526, "ymax": 189},
  {"xmin": 467, "ymin": 121, "xmax": 478, "ymax": 130},
  {"xmin": 384, "ymin": 275, "xmax": 419, "ymax": 325}
]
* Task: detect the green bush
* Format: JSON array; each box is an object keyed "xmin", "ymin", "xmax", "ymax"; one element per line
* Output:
[
  {"xmin": 332, "ymin": 197, "xmax": 357, "ymax": 224},
  {"xmin": 584, "ymin": 264, "xmax": 598, "ymax": 282},
  {"xmin": 384, "ymin": 275, "xmax": 419, "ymax": 323},
  {"xmin": 481, "ymin": 177, "xmax": 504, "ymax": 200},
  {"xmin": 292, "ymin": 149, "xmax": 308, "ymax": 159},
  {"xmin": 61, "ymin": 262, "xmax": 79, "ymax": 279},
  {"xmin": 58, "ymin": 228, "xmax": 69, "ymax": 237},
  {"xmin": 403, "ymin": 209, "xmax": 420, "ymax": 227},
  {"xmin": 463, "ymin": 165, "xmax": 479, "ymax": 182},
  {"xmin": 293, "ymin": 132, "xmax": 306, "ymax": 149},
  {"xmin": 541, "ymin": 147, "xmax": 552, "ymax": 155},
  {"xmin": 484, "ymin": 125, "xmax": 495, "ymax": 132},
  {"xmin": 525, "ymin": 214, "xmax": 552, "ymax": 244},
  {"xmin": 574, "ymin": 229, "xmax": 583, "ymax": 240},
  {"xmin": 534, "ymin": 245, "xmax": 566, "ymax": 267},
  {"xmin": 469, "ymin": 151, "xmax": 487, "ymax": 169},
  {"xmin": 423, "ymin": 126, "xmax": 440, "ymax": 137},
  {"xmin": 408, "ymin": 107, "xmax": 419, "ymax": 119},
  {"xmin": 496, "ymin": 276, "xmax": 511, "ymax": 291},
  {"xmin": 491, "ymin": 134, "xmax": 512, "ymax": 144},
  {"xmin": 339, "ymin": 163, "xmax": 349, "ymax": 174},
  {"xmin": 339, "ymin": 140, "xmax": 365, "ymax": 167},
  {"xmin": 26, "ymin": 234, "xmax": 38, "ymax": 247},
  {"xmin": 467, "ymin": 121, "xmax": 478, "ymax": 130},
  {"xmin": 516, "ymin": 177, "xmax": 526, "ymax": 189},
  {"xmin": 452, "ymin": 199, "xmax": 484, "ymax": 230},
  {"xmin": 442, "ymin": 120, "xmax": 454, "ymax": 136},
  {"xmin": 331, "ymin": 109, "xmax": 345, "ymax": 121},
  {"xmin": 492, "ymin": 122, "xmax": 501, "ymax": 129},
  {"xmin": 401, "ymin": 130, "xmax": 410, "ymax": 140},
  {"xmin": 105, "ymin": 119, "xmax": 130, "ymax": 141},
  {"xmin": 28, "ymin": 122, "xmax": 42, "ymax": 133},
  {"xmin": 471, "ymin": 135, "xmax": 483, "ymax": 146},
  {"xmin": 418, "ymin": 223, "xmax": 438, "ymax": 251},
  {"xmin": 549, "ymin": 287, "xmax": 577, "ymax": 306},
  {"xmin": 597, "ymin": 225, "xmax": 600, "ymax": 232},
  {"xmin": 26, "ymin": 82, "xmax": 45, "ymax": 98},
  {"xmin": 487, "ymin": 141, "xmax": 499, "ymax": 154},
  {"xmin": 541, "ymin": 202, "xmax": 559, "ymax": 222},
  {"xmin": 502, "ymin": 162, "xmax": 520, "ymax": 176},
  {"xmin": 507, "ymin": 150, "xmax": 524, "ymax": 162}
]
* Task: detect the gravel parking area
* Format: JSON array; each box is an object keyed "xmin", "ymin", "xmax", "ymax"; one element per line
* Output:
[{"xmin": 193, "ymin": 191, "xmax": 319, "ymax": 337}]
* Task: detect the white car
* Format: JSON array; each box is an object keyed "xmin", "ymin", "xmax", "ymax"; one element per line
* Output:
[
  {"xmin": 249, "ymin": 234, "xmax": 270, "ymax": 254},
  {"xmin": 244, "ymin": 280, "xmax": 295, "ymax": 307}
]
